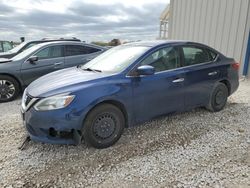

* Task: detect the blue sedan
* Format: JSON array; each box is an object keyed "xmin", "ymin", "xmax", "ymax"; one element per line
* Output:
[{"xmin": 21, "ymin": 40, "xmax": 239, "ymax": 148}]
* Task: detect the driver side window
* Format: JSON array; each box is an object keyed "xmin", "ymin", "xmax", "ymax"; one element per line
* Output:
[
  {"xmin": 35, "ymin": 47, "xmax": 50, "ymax": 59},
  {"xmin": 141, "ymin": 47, "xmax": 180, "ymax": 72},
  {"xmin": 34, "ymin": 46, "xmax": 63, "ymax": 60}
]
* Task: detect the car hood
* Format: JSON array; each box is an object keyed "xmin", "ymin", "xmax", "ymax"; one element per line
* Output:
[
  {"xmin": 0, "ymin": 58, "xmax": 12, "ymax": 63},
  {"xmin": 27, "ymin": 67, "xmax": 111, "ymax": 97}
]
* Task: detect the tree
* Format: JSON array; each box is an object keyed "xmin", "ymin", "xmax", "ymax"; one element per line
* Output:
[{"xmin": 109, "ymin": 39, "xmax": 121, "ymax": 46}]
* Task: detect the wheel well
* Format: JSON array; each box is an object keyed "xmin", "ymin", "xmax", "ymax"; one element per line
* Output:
[
  {"xmin": 219, "ymin": 80, "xmax": 231, "ymax": 95},
  {"xmin": 85, "ymin": 100, "xmax": 129, "ymax": 128},
  {"xmin": 0, "ymin": 73, "xmax": 22, "ymax": 90}
]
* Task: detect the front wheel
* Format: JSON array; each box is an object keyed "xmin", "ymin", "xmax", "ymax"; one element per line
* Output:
[
  {"xmin": 83, "ymin": 104, "xmax": 125, "ymax": 149},
  {"xmin": 206, "ymin": 82, "xmax": 228, "ymax": 112},
  {"xmin": 0, "ymin": 75, "xmax": 20, "ymax": 103}
]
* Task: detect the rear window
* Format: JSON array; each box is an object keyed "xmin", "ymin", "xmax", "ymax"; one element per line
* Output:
[
  {"xmin": 182, "ymin": 46, "xmax": 212, "ymax": 66},
  {"xmin": 208, "ymin": 50, "xmax": 218, "ymax": 61},
  {"xmin": 65, "ymin": 45, "xmax": 101, "ymax": 56}
]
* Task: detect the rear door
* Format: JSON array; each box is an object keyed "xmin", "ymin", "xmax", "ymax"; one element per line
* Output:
[
  {"xmin": 64, "ymin": 44, "xmax": 103, "ymax": 68},
  {"xmin": 180, "ymin": 45, "xmax": 220, "ymax": 108},
  {"xmin": 21, "ymin": 45, "xmax": 65, "ymax": 85}
]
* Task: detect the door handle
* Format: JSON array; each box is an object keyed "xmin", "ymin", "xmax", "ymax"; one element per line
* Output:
[
  {"xmin": 85, "ymin": 58, "xmax": 92, "ymax": 61},
  {"xmin": 54, "ymin": 62, "xmax": 63, "ymax": 66},
  {"xmin": 54, "ymin": 62, "xmax": 63, "ymax": 69},
  {"xmin": 172, "ymin": 78, "xmax": 184, "ymax": 83},
  {"xmin": 208, "ymin": 71, "xmax": 218, "ymax": 76}
]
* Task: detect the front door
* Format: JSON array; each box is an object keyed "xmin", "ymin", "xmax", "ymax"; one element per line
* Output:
[
  {"xmin": 131, "ymin": 46, "xmax": 185, "ymax": 123},
  {"xmin": 21, "ymin": 45, "xmax": 65, "ymax": 85}
]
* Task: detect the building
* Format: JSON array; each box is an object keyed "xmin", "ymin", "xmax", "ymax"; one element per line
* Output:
[
  {"xmin": 159, "ymin": 5, "xmax": 170, "ymax": 39},
  {"xmin": 160, "ymin": 0, "xmax": 250, "ymax": 77}
]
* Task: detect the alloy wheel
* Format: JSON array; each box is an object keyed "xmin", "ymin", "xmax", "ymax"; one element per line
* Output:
[{"xmin": 0, "ymin": 80, "xmax": 16, "ymax": 100}]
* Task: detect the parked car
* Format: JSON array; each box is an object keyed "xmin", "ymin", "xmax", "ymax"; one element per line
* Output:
[
  {"xmin": 21, "ymin": 40, "xmax": 239, "ymax": 148},
  {"xmin": 0, "ymin": 37, "xmax": 81, "ymax": 58},
  {"xmin": 0, "ymin": 41, "xmax": 106, "ymax": 102},
  {"xmin": 0, "ymin": 41, "xmax": 13, "ymax": 53}
]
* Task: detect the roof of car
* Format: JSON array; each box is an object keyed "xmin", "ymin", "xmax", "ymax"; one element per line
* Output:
[
  {"xmin": 122, "ymin": 40, "xmax": 222, "ymax": 53},
  {"xmin": 34, "ymin": 41, "xmax": 107, "ymax": 49},
  {"xmin": 36, "ymin": 41, "xmax": 82, "ymax": 46},
  {"xmin": 26, "ymin": 38, "xmax": 81, "ymax": 43},
  {"xmin": 41, "ymin": 37, "xmax": 80, "ymax": 41},
  {"xmin": 123, "ymin": 40, "xmax": 189, "ymax": 47}
]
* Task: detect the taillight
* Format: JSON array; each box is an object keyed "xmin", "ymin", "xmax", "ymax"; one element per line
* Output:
[{"xmin": 232, "ymin": 62, "xmax": 240, "ymax": 70}]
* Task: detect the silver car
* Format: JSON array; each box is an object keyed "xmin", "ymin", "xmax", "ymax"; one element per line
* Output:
[{"xmin": 0, "ymin": 41, "xmax": 107, "ymax": 102}]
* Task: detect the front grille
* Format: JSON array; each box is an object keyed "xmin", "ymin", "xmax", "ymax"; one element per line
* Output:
[
  {"xmin": 25, "ymin": 95, "xmax": 33, "ymax": 107},
  {"xmin": 22, "ymin": 92, "xmax": 38, "ymax": 111}
]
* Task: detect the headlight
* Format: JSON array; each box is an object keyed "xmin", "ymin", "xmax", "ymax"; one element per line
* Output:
[{"xmin": 34, "ymin": 93, "xmax": 75, "ymax": 111}]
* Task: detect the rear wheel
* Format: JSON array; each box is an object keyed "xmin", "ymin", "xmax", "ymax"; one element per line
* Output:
[
  {"xmin": 0, "ymin": 75, "xmax": 20, "ymax": 103},
  {"xmin": 206, "ymin": 82, "xmax": 228, "ymax": 112},
  {"xmin": 83, "ymin": 104, "xmax": 125, "ymax": 149}
]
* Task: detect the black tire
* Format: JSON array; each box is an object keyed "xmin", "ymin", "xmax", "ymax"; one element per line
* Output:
[
  {"xmin": 0, "ymin": 75, "xmax": 20, "ymax": 103},
  {"xmin": 83, "ymin": 104, "xmax": 125, "ymax": 149},
  {"xmin": 206, "ymin": 82, "xmax": 228, "ymax": 112}
]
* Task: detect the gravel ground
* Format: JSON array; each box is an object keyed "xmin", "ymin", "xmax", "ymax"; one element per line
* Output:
[{"xmin": 0, "ymin": 80, "xmax": 249, "ymax": 188}]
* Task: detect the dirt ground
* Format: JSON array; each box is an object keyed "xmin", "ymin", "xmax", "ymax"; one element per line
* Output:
[{"xmin": 0, "ymin": 80, "xmax": 249, "ymax": 188}]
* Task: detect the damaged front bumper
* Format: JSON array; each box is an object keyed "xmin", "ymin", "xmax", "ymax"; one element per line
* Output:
[{"xmin": 21, "ymin": 107, "xmax": 83, "ymax": 145}]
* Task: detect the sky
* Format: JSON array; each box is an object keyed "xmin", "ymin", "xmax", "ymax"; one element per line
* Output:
[{"xmin": 0, "ymin": 0, "xmax": 169, "ymax": 43}]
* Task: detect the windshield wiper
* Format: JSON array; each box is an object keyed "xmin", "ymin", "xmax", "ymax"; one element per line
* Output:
[{"xmin": 82, "ymin": 67, "xmax": 102, "ymax": 72}]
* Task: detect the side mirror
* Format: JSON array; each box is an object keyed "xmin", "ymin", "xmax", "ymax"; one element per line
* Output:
[
  {"xmin": 27, "ymin": 56, "xmax": 38, "ymax": 64},
  {"xmin": 136, "ymin": 65, "xmax": 155, "ymax": 76}
]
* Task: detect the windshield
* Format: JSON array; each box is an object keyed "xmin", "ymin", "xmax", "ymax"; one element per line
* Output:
[
  {"xmin": 81, "ymin": 45, "xmax": 149, "ymax": 73},
  {"xmin": 11, "ymin": 44, "xmax": 43, "ymax": 61},
  {"xmin": 7, "ymin": 42, "xmax": 28, "ymax": 53}
]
